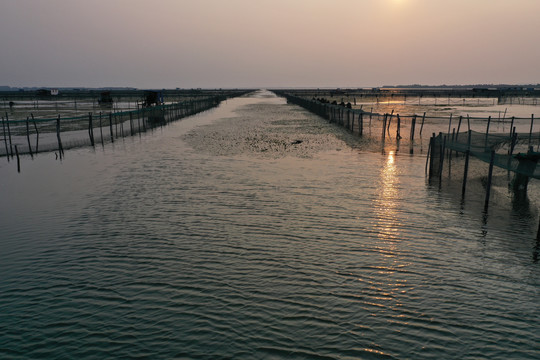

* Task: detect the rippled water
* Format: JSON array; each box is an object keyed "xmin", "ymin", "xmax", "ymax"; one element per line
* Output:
[{"xmin": 1, "ymin": 91, "xmax": 539, "ymax": 359}]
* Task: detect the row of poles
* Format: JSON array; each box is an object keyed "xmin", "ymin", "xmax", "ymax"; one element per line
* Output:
[
  {"xmin": 277, "ymin": 91, "xmax": 540, "ymax": 243},
  {"xmin": 428, "ymin": 130, "xmax": 540, "ymax": 241},
  {"xmin": 1, "ymin": 96, "xmax": 226, "ymax": 172},
  {"xmin": 276, "ymin": 92, "xmax": 426, "ymax": 154}
]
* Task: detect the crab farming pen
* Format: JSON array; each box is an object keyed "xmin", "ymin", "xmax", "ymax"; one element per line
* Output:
[
  {"xmin": 274, "ymin": 91, "xmax": 540, "ymax": 217},
  {"xmin": 1, "ymin": 91, "xmax": 251, "ymax": 168}
]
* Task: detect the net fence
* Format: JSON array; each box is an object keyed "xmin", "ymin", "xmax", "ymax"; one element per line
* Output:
[{"xmin": 438, "ymin": 130, "xmax": 540, "ymax": 179}]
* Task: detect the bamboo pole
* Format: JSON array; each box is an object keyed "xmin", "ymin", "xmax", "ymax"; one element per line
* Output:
[
  {"xmin": 56, "ymin": 115, "xmax": 64, "ymax": 159},
  {"xmin": 529, "ymin": 114, "xmax": 534, "ymax": 146},
  {"xmin": 109, "ymin": 113, "xmax": 114, "ymax": 143},
  {"xmin": 509, "ymin": 116, "xmax": 515, "ymax": 138},
  {"xmin": 484, "ymin": 116, "xmax": 491, "ymax": 150},
  {"xmin": 25, "ymin": 117, "xmax": 33, "ymax": 158},
  {"xmin": 419, "ymin": 112, "xmax": 426, "ymax": 136},
  {"xmin": 130, "ymin": 112, "xmax": 134, "ymax": 136},
  {"xmin": 438, "ymin": 134, "xmax": 446, "ymax": 187},
  {"xmin": 409, "ymin": 115, "xmax": 416, "ymax": 154},
  {"xmin": 396, "ymin": 114, "xmax": 401, "ymax": 140},
  {"xmin": 461, "ymin": 130, "xmax": 472, "ymax": 201},
  {"xmin": 5, "ymin": 113, "xmax": 13, "ymax": 157},
  {"xmin": 31, "ymin": 114, "xmax": 39, "ymax": 154},
  {"xmin": 455, "ymin": 116, "xmax": 462, "ymax": 142},
  {"xmin": 382, "ymin": 114, "xmax": 387, "ymax": 142},
  {"xmin": 425, "ymin": 135, "xmax": 431, "ymax": 175},
  {"xmin": 484, "ymin": 150, "xmax": 496, "ymax": 212},
  {"xmin": 88, "ymin": 113, "xmax": 95, "ymax": 147},
  {"xmin": 387, "ymin": 110, "xmax": 394, "ymax": 136},
  {"xmin": 2, "ymin": 116, "xmax": 9, "ymax": 160},
  {"xmin": 99, "ymin": 112, "xmax": 104, "ymax": 146},
  {"xmin": 428, "ymin": 133, "xmax": 437, "ymax": 178}
]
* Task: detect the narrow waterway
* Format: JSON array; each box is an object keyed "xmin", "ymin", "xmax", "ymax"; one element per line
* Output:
[{"xmin": 1, "ymin": 90, "xmax": 539, "ymax": 359}]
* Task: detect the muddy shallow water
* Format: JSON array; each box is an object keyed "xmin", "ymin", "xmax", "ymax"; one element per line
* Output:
[{"xmin": 1, "ymin": 90, "xmax": 539, "ymax": 359}]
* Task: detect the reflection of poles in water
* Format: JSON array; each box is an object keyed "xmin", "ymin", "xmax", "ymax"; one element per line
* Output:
[
  {"xmin": 483, "ymin": 150, "xmax": 495, "ymax": 212},
  {"xmin": 535, "ymin": 219, "xmax": 540, "ymax": 263},
  {"xmin": 15, "ymin": 145, "xmax": 20, "ymax": 172}
]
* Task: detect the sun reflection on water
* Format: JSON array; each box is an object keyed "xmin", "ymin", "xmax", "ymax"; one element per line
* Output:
[{"xmin": 375, "ymin": 151, "xmax": 401, "ymax": 237}]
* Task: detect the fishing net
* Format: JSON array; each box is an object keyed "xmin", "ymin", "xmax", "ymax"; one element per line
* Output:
[{"xmin": 440, "ymin": 130, "xmax": 540, "ymax": 179}]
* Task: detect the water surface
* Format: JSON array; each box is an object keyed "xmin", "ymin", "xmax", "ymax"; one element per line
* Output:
[{"xmin": 1, "ymin": 90, "xmax": 539, "ymax": 359}]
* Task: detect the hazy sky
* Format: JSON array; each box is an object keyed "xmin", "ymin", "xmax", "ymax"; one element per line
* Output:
[{"xmin": 1, "ymin": 0, "xmax": 540, "ymax": 88}]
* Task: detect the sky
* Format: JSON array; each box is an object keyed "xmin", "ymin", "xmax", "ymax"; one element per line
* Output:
[{"xmin": 1, "ymin": 0, "xmax": 540, "ymax": 89}]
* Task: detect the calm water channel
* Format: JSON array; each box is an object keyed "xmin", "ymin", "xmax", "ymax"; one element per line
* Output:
[{"xmin": 1, "ymin": 91, "xmax": 539, "ymax": 359}]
